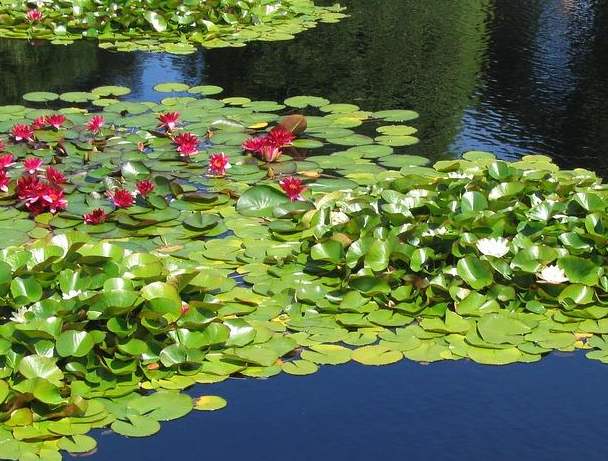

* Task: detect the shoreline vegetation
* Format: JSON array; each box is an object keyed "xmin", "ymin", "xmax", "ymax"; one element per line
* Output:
[{"xmin": 0, "ymin": 0, "xmax": 346, "ymax": 53}]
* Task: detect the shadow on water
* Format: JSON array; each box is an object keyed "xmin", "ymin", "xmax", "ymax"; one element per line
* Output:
[{"xmin": 1, "ymin": 1, "xmax": 608, "ymax": 459}]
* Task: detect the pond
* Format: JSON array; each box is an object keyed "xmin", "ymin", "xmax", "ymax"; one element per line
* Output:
[
  {"xmin": 1, "ymin": 0, "xmax": 608, "ymax": 460},
  {"xmin": 2, "ymin": 0, "xmax": 608, "ymax": 174}
]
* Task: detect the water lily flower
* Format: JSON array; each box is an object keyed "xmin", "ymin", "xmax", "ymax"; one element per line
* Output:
[
  {"xmin": 173, "ymin": 132, "xmax": 199, "ymax": 157},
  {"xmin": 45, "ymin": 166, "xmax": 65, "ymax": 185},
  {"xmin": 476, "ymin": 237, "xmax": 509, "ymax": 258},
  {"xmin": 208, "ymin": 152, "xmax": 231, "ymax": 176},
  {"xmin": 242, "ymin": 136, "xmax": 267, "ymax": 154},
  {"xmin": 279, "ymin": 176, "xmax": 306, "ymax": 201},
  {"xmin": 16, "ymin": 175, "xmax": 42, "ymax": 201},
  {"xmin": 46, "ymin": 114, "xmax": 66, "ymax": 129},
  {"xmin": 40, "ymin": 186, "xmax": 67, "ymax": 213},
  {"xmin": 17, "ymin": 177, "xmax": 66, "ymax": 215},
  {"xmin": 25, "ymin": 9, "xmax": 43, "ymax": 22},
  {"xmin": 267, "ymin": 126, "xmax": 296, "ymax": 148},
  {"xmin": 10, "ymin": 124, "xmax": 34, "ymax": 142},
  {"xmin": 538, "ymin": 265, "xmax": 569, "ymax": 284},
  {"xmin": 136, "ymin": 179, "xmax": 155, "ymax": 197},
  {"xmin": 10, "ymin": 306, "xmax": 32, "ymax": 324},
  {"xmin": 0, "ymin": 154, "xmax": 15, "ymax": 169},
  {"xmin": 158, "ymin": 112, "xmax": 180, "ymax": 131},
  {"xmin": 180, "ymin": 301, "xmax": 190, "ymax": 316},
  {"xmin": 31, "ymin": 116, "xmax": 48, "ymax": 130},
  {"xmin": 83, "ymin": 208, "xmax": 108, "ymax": 224},
  {"xmin": 260, "ymin": 144, "xmax": 282, "ymax": 163},
  {"xmin": 107, "ymin": 188, "xmax": 135, "ymax": 208},
  {"xmin": 86, "ymin": 115, "xmax": 105, "ymax": 134},
  {"xmin": 0, "ymin": 170, "xmax": 9, "ymax": 192},
  {"xmin": 23, "ymin": 157, "xmax": 43, "ymax": 174}
]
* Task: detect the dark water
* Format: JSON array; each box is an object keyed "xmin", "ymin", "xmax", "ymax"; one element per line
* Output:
[
  {"xmin": 86, "ymin": 353, "xmax": 607, "ymax": 461},
  {"xmin": 1, "ymin": 1, "xmax": 608, "ymax": 459}
]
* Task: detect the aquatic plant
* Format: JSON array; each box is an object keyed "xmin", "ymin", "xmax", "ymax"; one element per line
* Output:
[
  {"xmin": 0, "ymin": 0, "xmax": 346, "ymax": 54},
  {"xmin": 0, "ymin": 84, "xmax": 607, "ymax": 459}
]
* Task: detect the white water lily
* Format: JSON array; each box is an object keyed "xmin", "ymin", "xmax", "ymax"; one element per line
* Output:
[
  {"xmin": 62, "ymin": 289, "xmax": 83, "ymax": 300},
  {"xmin": 538, "ymin": 265, "xmax": 569, "ymax": 284},
  {"xmin": 476, "ymin": 237, "xmax": 509, "ymax": 258},
  {"xmin": 10, "ymin": 306, "xmax": 32, "ymax": 324}
]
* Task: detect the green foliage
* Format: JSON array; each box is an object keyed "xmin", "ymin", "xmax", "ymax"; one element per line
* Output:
[
  {"xmin": 0, "ymin": 82, "xmax": 607, "ymax": 458},
  {"xmin": 0, "ymin": 0, "xmax": 346, "ymax": 53}
]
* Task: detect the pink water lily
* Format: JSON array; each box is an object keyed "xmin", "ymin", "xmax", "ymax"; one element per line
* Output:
[
  {"xmin": 25, "ymin": 9, "xmax": 43, "ymax": 22},
  {"xmin": 0, "ymin": 170, "xmax": 9, "ymax": 192},
  {"xmin": 208, "ymin": 152, "xmax": 231, "ymax": 176},
  {"xmin": 10, "ymin": 124, "xmax": 34, "ymax": 142},
  {"xmin": 83, "ymin": 208, "xmax": 108, "ymax": 225},
  {"xmin": 107, "ymin": 188, "xmax": 135, "ymax": 208},
  {"xmin": 136, "ymin": 179, "xmax": 155, "ymax": 197},
  {"xmin": 86, "ymin": 115, "xmax": 105, "ymax": 134},
  {"xmin": 23, "ymin": 158, "xmax": 43, "ymax": 174},
  {"xmin": 0, "ymin": 154, "xmax": 15, "ymax": 169},
  {"xmin": 279, "ymin": 177, "xmax": 306, "ymax": 201},
  {"xmin": 260, "ymin": 144, "xmax": 282, "ymax": 163},
  {"xmin": 45, "ymin": 166, "xmax": 66, "ymax": 185},
  {"xmin": 158, "ymin": 112, "xmax": 180, "ymax": 131},
  {"xmin": 173, "ymin": 132, "xmax": 199, "ymax": 157},
  {"xmin": 46, "ymin": 114, "xmax": 66, "ymax": 129}
]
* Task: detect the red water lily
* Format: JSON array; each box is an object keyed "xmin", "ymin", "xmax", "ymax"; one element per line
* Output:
[
  {"xmin": 241, "ymin": 136, "xmax": 267, "ymax": 154},
  {"xmin": 136, "ymin": 179, "xmax": 155, "ymax": 197},
  {"xmin": 16, "ymin": 176, "xmax": 66, "ymax": 215},
  {"xmin": 10, "ymin": 124, "xmax": 34, "ymax": 142},
  {"xmin": 23, "ymin": 158, "xmax": 43, "ymax": 174},
  {"xmin": 16, "ymin": 175, "xmax": 42, "ymax": 201},
  {"xmin": 25, "ymin": 9, "xmax": 43, "ymax": 22},
  {"xmin": 0, "ymin": 154, "xmax": 15, "ymax": 169},
  {"xmin": 107, "ymin": 188, "xmax": 134, "ymax": 208},
  {"xmin": 0, "ymin": 170, "xmax": 9, "ymax": 192},
  {"xmin": 158, "ymin": 112, "xmax": 180, "ymax": 131},
  {"xmin": 260, "ymin": 144, "xmax": 282, "ymax": 163},
  {"xmin": 46, "ymin": 114, "xmax": 66, "ymax": 129},
  {"xmin": 31, "ymin": 116, "xmax": 48, "ymax": 130},
  {"xmin": 173, "ymin": 132, "xmax": 199, "ymax": 157},
  {"xmin": 41, "ymin": 186, "xmax": 67, "ymax": 213},
  {"xmin": 83, "ymin": 208, "xmax": 108, "ymax": 225},
  {"xmin": 208, "ymin": 152, "xmax": 231, "ymax": 176},
  {"xmin": 242, "ymin": 126, "xmax": 295, "ymax": 163},
  {"xmin": 86, "ymin": 115, "xmax": 105, "ymax": 134},
  {"xmin": 45, "ymin": 166, "xmax": 65, "ymax": 185},
  {"xmin": 267, "ymin": 126, "xmax": 295, "ymax": 148},
  {"xmin": 279, "ymin": 177, "xmax": 306, "ymax": 201}
]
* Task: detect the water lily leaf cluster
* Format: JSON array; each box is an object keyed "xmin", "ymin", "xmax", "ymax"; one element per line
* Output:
[
  {"xmin": 0, "ymin": 0, "xmax": 346, "ymax": 53},
  {"xmin": 0, "ymin": 83, "xmax": 607, "ymax": 459}
]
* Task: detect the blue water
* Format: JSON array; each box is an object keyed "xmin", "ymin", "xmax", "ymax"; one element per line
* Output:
[{"xmin": 82, "ymin": 353, "xmax": 607, "ymax": 461}]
